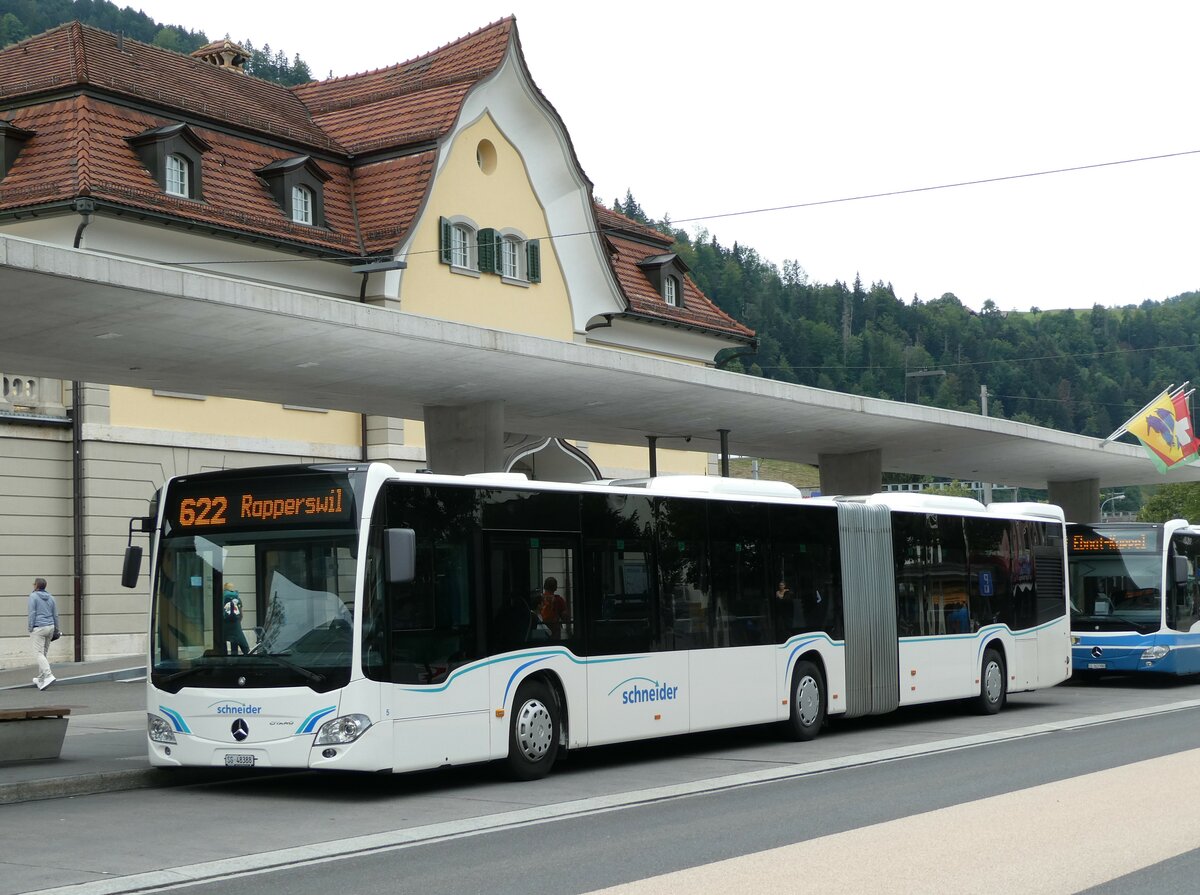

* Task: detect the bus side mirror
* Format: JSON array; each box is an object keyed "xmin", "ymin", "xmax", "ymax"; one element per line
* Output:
[
  {"xmin": 1174, "ymin": 555, "xmax": 1190, "ymax": 585},
  {"xmin": 121, "ymin": 545, "xmax": 143, "ymax": 589},
  {"xmin": 386, "ymin": 528, "xmax": 416, "ymax": 584}
]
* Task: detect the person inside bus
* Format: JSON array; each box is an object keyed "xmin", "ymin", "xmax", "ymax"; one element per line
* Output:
[
  {"xmin": 222, "ymin": 580, "xmax": 250, "ymax": 655},
  {"xmin": 538, "ymin": 577, "xmax": 569, "ymax": 638}
]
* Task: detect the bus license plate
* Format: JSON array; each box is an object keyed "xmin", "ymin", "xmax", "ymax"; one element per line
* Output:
[
  {"xmin": 224, "ymin": 753, "xmax": 256, "ymax": 767},
  {"xmin": 1087, "ymin": 663, "xmax": 1106, "ymax": 669}
]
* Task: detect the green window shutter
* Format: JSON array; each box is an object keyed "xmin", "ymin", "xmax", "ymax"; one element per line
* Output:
[
  {"xmin": 439, "ymin": 217, "xmax": 452, "ymax": 265},
  {"xmin": 526, "ymin": 239, "xmax": 541, "ymax": 283},
  {"xmin": 478, "ymin": 227, "xmax": 496, "ymax": 273}
]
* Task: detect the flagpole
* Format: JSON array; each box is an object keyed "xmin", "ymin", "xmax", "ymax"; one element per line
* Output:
[{"xmin": 1106, "ymin": 384, "xmax": 1175, "ymax": 442}]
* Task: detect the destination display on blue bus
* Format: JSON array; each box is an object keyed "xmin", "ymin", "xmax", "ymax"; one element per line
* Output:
[
  {"xmin": 164, "ymin": 472, "xmax": 357, "ymax": 532},
  {"xmin": 1067, "ymin": 525, "xmax": 1159, "ymax": 555}
]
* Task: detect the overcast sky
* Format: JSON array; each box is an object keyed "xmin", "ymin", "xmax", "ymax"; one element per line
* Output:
[{"xmin": 128, "ymin": 0, "xmax": 1200, "ymax": 313}]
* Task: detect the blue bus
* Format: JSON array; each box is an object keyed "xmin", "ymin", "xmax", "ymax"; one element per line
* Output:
[{"xmin": 1068, "ymin": 521, "xmax": 1200, "ymax": 675}]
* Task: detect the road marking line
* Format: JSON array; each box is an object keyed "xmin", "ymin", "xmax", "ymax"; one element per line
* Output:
[
  {"xmin": 25, "ymin": 697, "xmax": 1200, "ymax": 895},
  {"xmin": 585, "ymin": 747, "xmax": 1200, "ymax": 894}
]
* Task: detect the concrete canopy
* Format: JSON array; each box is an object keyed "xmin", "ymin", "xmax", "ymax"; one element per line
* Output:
[{"xmin": 1, "ymin": 234, "xmax": 1195, "ymax": 490}]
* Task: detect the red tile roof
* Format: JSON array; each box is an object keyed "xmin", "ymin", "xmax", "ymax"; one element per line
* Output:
[
  {"xmin": 0, "ymin": 22, "xmax": 339, "ymax": 151},
  {"xmin": 0, "ymin": 19, "xmax": 753, "ymax": 344},
  {"xmin": 595, "ymin": 205, "xmax": 755, "ymax": 343}
]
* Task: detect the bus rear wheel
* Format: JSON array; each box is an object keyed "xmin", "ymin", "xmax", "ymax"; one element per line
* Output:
[
  {"xmin": 974, "ymin": 648, "xmax": 1007, "ymax": 715},
  {"xmin": 505, "ymin": 679, "xmax": 560, "ymax": 780},
  {"xmin": 784, "ymin": 660, "xmax": 825, "ymax": 741}
]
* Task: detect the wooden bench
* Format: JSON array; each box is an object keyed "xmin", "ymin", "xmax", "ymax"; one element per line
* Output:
[{"xmin": 0, "ymin": 707, "xmax": 71, "ymax": 763}]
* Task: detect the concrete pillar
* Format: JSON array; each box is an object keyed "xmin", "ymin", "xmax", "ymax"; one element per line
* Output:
[
  {"xmin": 1048, "ymin": 478, "xmax": 1101, "ymax": 523},
  {"xmin": 818, "ymin": 449, "xmax": 883, "ymax": 496},
  {"xmin": 423, "ymin": 401, "xmax": 506, "ymax": 474}
]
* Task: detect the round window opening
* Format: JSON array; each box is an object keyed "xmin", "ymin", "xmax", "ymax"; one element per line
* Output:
[{"xmin": 476, "ymin": 139, "xmax": 497, "ymax": 174}]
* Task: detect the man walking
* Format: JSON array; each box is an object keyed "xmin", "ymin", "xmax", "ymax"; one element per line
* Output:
[{"xmin": 28, "ymin": 577, "xmax": 59, "ymax": 690}]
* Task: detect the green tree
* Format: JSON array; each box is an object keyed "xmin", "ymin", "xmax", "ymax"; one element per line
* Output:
[{"xmin": 1138, "ymin": 484, "xmax": 1200, "ymax": 522}]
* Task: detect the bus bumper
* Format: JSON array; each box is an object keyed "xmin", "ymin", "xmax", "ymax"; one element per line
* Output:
[{"xmin": 1071, "ymin": 639, "xmax": 1179, "ymax": 673}]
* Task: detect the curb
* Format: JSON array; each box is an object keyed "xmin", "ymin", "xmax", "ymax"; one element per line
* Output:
[
  {"xmin": 0, "ymin": 768, "xmax": 166, "ymax": 805},
  {"xmin": 0, "ymin": 666, "xmax": 146, "ymax": 691},
  {"xmin": 0, "ymin": 765, "xmax": 297, "ymax": 805}
]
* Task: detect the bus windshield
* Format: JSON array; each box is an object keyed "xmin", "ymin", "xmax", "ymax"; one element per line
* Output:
[
  {"xmin": 151, "ymin": 529, "xmax": 358, "ymax": 693},
  {"xmin": 1069, "ymin": 553, "xmax": 1163, "ymax": 633}
]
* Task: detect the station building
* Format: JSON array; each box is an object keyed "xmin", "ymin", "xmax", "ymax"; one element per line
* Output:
[{"xmin": 0, "ymin": 19, "xmax": 754, "ymax": 664}]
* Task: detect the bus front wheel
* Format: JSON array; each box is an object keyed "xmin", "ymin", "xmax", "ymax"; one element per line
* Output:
[
  {"xmin": 505, "ymin": 679, "xmax": 560, "ymax": 780},
  {"xmin": 974, "ymin": 648, "xmax": 1007, "ymax": 715},
  {"xmin": 784, "ymin": 660, "xmax": 826, "ymax": 741}
]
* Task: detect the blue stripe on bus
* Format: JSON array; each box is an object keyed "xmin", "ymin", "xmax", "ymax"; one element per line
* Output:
[
  {"xmin": 779, "ymin": 634, "xmax": 840, "ymax": 683},
  {"xmin": 297, "ymin": 706, "xmax": 336, "ymax": 734},
  {"xmin": 398, "ymin": 647, "xmax": 642, "ymax": 695},
  {"xmin": 159, "ymin": 705, "xmax": 190, "ymax": 734}
]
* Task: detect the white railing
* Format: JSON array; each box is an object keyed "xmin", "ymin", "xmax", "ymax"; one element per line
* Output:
[{"xmin": 1, "ymin": 374, "xmax": 66, "ymax": 416}]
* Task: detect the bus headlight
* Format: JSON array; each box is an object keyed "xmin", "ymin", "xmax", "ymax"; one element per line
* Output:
[
  {"xmin": 314, "ymin": 714, "xmax": 372, "ymax": 745},
  {"xmin": 1141, "ymin": 645, "xmax": 1170, "ymax": 661},
  {"xmin": 148, "ymin": 713, "xmax": 177, "ymax": 744}
]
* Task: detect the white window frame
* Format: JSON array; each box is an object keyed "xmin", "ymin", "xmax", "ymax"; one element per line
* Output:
[
  {"xmin": 498, "ymin": 228, "xmax": 531, "ymax": 287},
  {"xmin": 665, "ymin": 275, "xmax": 679, "ymax": 307},
  {"xmin": 501, "ymin": 235, "xmax": 520, "ymax": 278},
  {"xmin": 291, "ymin": 185, "xmax": 313, "ymax": 225},
  {"xmin": 447, "ymin": 220, "xmax": 481, "ymax": 276},
  {"xmin": 165, "ymin": 153, "xmax": 189, "ymax": 198}
]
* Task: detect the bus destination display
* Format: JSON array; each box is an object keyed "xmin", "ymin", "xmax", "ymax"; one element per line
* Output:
[
  {"xmin": 167, "ymin": 477, "xmax": 355, "ymax": 531},
  {"xmin": 1068, "ymin": 526, "xmax": 1158, "ymax": 555}
]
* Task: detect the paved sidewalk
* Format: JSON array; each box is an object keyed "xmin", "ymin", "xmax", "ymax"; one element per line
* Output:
[{"xmin": 0, "ymin": 655, "xmax": 168, "ymax": 804}]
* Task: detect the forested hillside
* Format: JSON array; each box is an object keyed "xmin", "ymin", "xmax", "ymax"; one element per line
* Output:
[
  {"xmin": 612, "ymin": 193, "xmax": 1200, "ymax": 441},
  {"xmin": 0, "ymin": 0, "xmax": 313, "ymax": 84}
]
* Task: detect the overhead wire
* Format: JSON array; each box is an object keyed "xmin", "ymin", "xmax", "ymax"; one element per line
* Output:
[{"xmin": 157, "ymin": 147, "xmax": 1200, "ymax": 266}]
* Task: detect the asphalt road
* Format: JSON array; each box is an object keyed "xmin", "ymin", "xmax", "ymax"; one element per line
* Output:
[{"xmin": 6, "ymin": 675, "xmax": 1200, "ymax": 895}]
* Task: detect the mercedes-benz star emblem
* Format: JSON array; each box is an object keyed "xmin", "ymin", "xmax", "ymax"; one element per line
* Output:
[
  {"xmin": 1091, "ymin": 646, "xmax": 1104, "ymax": 658},
  {"xmin": 231, "ymin": 718, "xmax": 250, "ymax": 742}
]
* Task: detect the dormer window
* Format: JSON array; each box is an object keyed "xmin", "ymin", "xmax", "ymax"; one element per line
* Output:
[
  {"xmin": 256, "ymin": 156, "xmax": 330, "ymax": 228},
  {"xmin": 0, "ymin": 118, "xmax": 34, "ymax": 181},
  {"xmin": 637, "ymin": 252, "xmax": 689, "ymax": 308},
  {"xmin": 292, "ymin": 185, "xmax": 313, "ymax": 225},
  {"xmin": 165, "ymin": 154, "xmax": 190, "ymax": 197},
  {"xmin": 127, "ymin": 122, "xmax": 210, "ymax": 200}
]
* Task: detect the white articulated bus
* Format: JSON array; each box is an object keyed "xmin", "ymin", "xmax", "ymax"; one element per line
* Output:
[{"xmin": 122, "ymin": 463, "xmax": 1071, "ymax": 780}]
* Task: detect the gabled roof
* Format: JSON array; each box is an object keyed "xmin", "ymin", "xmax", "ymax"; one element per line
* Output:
[
  {"xmin": 594, "ymin": 204, "xmax": 755, "ymax": 343},
  {"xmin": 294, "ymin": 19, "xmax": 514, "ymax": 154},
  {"xmin": 0, "ymin": 22, "xmax": 339, "ymax": 151}
]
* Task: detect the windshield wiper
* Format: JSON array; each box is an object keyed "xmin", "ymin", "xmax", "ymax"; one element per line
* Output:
[{"xmin": 253, "ymin": 652, "xmax": 326, "ymax": 685}]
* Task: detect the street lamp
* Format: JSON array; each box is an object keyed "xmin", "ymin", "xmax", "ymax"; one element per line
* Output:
[
  {"xmin": 1100, "ymin": 493, "xmax": 1126, "ymax": 519},
  {"xmin": 904, "ymin": 369, "xmax": 946, "ymax": 403}
]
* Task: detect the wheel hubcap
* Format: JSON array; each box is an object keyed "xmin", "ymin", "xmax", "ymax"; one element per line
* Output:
[
  {"xmin": 796, "ymin": 675, "xmax": 820, "ymax": 726},
  {"xmin": 515, "ymin": 698, "xmax": 553, "ymax": 761},
  {"xmin": 984, "ymin": 660, "xmax": 1002, "ymax": 703}
]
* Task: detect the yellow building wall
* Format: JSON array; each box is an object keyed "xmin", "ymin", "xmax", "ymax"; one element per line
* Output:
[
  {"xmin": 400, "ymin": 114, "xmax": 574, "ymax": 339},
  {"xmin": 110, "ymin": 387, "xmax": 361, "ymax": 445},
  {"xmin": 586, "ymin": 443, "xmax": 708, "ymax": 476}
]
